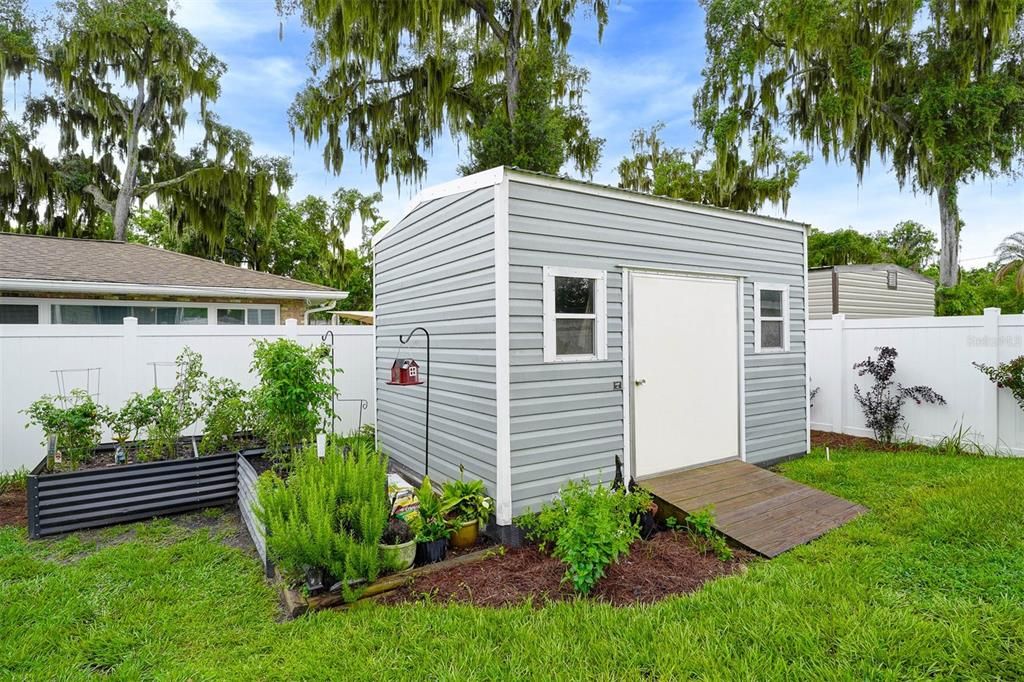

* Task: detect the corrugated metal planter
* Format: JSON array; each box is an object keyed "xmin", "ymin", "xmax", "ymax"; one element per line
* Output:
[
  {"xmin": 26, "ymin": 452, "xmax": 238, "ymax": 539},
  {"xmin": 236, "ymin": 453, "xmax": 273, "ymax": 577}
]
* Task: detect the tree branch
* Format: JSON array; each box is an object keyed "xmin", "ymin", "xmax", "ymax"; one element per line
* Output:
[
  {"xmin": 83, "ymin": 184, "xmax": 114, "ymax": 214},
  {"xmin": 467, "ymin": 0, "xmax": 508, "ymax": 45},
  {"xmin": 133, "ymin": 166, "xmax": 208, "ymax": 198}
]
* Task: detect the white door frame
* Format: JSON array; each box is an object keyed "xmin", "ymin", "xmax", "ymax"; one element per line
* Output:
[{"xmin": 621, "ymin": 267, "xmax": 746, "ymax": 483}]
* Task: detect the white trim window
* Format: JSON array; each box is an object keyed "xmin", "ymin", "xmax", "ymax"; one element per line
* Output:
[
  {"xmin": 543, "ymin": 266, "xmax": 608, "ymax": 362},
  {"xmin": 215, "ymin": 306, "xmax": 278, "ymax": 326},
  {"xmin": 753, "ymin": 283, "xmax": 790, "ymax": 353}
]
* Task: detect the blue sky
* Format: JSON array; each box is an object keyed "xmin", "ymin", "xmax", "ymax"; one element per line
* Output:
[{"xmin": 14, "ymin": 0, "xmax": 1024, "ymax": 263}]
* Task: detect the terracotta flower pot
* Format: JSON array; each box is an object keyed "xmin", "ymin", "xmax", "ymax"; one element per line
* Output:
[
  {"xmin": 449, "ymin": 519, "xmax": 479, "ymax": 549},
  {"xmin": 379, "ymin": 539, "xmax": 416, "ymax": 571}
]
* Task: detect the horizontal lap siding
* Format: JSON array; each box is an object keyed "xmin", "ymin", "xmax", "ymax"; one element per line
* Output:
[
  {"xmin": 507, "ymin": 179, "xmax": 807, "ymax": 514},
  {"xmin": 374, "ymin": 188, "xmax": 498, "ymax": 491},
  {"xmin": 837, "ymin": 270, "xmax": 936, "ymax": 318}
]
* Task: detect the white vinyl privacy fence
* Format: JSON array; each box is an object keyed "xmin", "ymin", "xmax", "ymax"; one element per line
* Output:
[
  {"xmin": 0, "ymin": 319, "xmax": 375, "ymax": 472},
  {"xmin": 809, "ymin": 309, "xmax": 1024, "ymax": 455}
]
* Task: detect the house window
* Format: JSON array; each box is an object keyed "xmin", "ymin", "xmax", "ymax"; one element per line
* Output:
[
  {"xmin": 543, "ymin": 267, "xmax": 607, "ymax": 362},
  {"xmin": 51, "ymin": 304, "xmax": 207, "ymax": 325},
  {"xmin": 217, "ymin": 307, "xmax": 277, "ymax": 325},
  {"xmin": 754, "ymin": 284, "xmax": 790, "ymax": 353},
  {"xmin": 217, "ymin": 308, "xmax": 246, "ymax": 325},
  {"xmin": 887, "ymin": 270, "xmax": 898, "ymax": 290},
  {"xmin": 247, "ymin": 308, "xmax": 276, "ymax": 325},
  {"xmin": 0, "ymin": 304, "xmax": 39, "ymax": 324}
]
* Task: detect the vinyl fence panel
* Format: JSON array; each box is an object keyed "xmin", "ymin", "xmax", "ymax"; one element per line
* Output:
[
  {"xmin": 809, "ymin": 309, "xmax": 1024, "ymax": 454},
  {"xmin": 0, "ymin": 319, "xmax": 375, "ymax": 472}
]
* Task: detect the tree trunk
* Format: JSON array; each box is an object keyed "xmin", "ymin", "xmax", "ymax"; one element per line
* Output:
[
  {"xmin": 504, "ymin": 1, "xmax": 522, "ymax": 123},
  {"xmin": 937, "ymin": 182, "xmax": 960, "ymax": 288}
]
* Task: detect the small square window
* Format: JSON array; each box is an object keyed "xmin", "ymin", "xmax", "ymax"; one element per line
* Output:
[
  {"xmin": 754, "ymin": 284, "xmax": 789, "ymax": 353},
  {"xmin": 544, "ymin": 268, "xmax": 607, "ymax": 362},
  {"xmin": 887, "ymin": 271, "xmax": 898, "ymax": 290},
  {"xmin": 556, "ymin": 318, "xmax": 596, "ymax": 355},
  {"xmin": 555, "ymin": 277, "xmax": 595, "ymax": 314}
]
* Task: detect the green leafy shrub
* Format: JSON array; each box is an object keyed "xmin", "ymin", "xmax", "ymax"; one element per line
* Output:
[
  {"xmin": 440, "ymin": 467, "xmax": 493, "ymax": 526},
  {"xmin": 256, "ymin": 441, "xmax": 388, "ymax": 602},
  {"xmin": 975, "ymin": 355, "xmax": 1024, "ymax": 411},
  {"xmin": 685, "ymin": 506, "xmax": 733, "ymax": 561},
  {"xmin": 517, "ymin": 480, "xmax": 652, "ymax": 595},
  {"xmin": 23, "ymin": 388, "xmax": 104, "ymax": 471},
  {"xmin": 105, "ymin": 391, "xmax": 160, "ymax": 451},
  {"xmin": 250, "ymin": 338, "xmax": 336, "ymax": 459},
  {"xmin": 412, "ymin": 475, "xmax": 452, "ymax": 542},
  {"xmin": 144, "ymin": 347, "xmax": 208, "ymax": 461},
  {"xmin": 853, "ymin": 346, "xmax": 945, "ymax": 444},
  {"xmin": 0, "ymin": 468, "xmax": 29, "ymax": 496},
  {"xmin": 199, "ymin": 378, "xmax": 251, "ymax": 455}
]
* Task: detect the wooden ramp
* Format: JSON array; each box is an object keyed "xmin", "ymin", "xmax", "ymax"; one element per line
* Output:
[{"xmin": 643, "ymin": 460, "xmax": 866, "ymax": 558}]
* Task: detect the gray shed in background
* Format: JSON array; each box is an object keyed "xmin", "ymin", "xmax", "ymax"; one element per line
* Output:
[
  {"xmin": 808, "ymin": 265, "xmax": 935, "ymax": 320},
  {"xmin": 374, "ymin": 167, "xmax": 809, "ymax": 529}
]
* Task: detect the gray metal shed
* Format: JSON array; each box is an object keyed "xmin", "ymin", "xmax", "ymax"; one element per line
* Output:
[
  {"xmin": 808, "ymin": 264, "xmax": 936, "ymax": 320},
  {"xmin": 373, "ymin": 167, "xmax": 809, "ymax": 530}
]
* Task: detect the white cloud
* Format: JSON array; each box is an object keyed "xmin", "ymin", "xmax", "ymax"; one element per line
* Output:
[{"xmin": 171, "ymin": 0, "xmax": 281, "ymax": 43}]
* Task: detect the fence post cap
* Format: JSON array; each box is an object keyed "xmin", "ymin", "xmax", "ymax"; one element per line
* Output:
[
  {"xmin": 122, "ymin": 316, "xmax": 138, "ymax": 326},
  {"xmin": 831, "ymin": 313, "xmax": 846, "ymax": 320},
  {"xmin": 983, "ymin": 307, "xmax": 1001, "ymax": 316}
]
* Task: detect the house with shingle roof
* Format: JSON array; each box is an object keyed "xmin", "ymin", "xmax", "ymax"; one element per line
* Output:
[{"xmin": 0, "ymin": 233, "xmax": 347, "ymax": 325}]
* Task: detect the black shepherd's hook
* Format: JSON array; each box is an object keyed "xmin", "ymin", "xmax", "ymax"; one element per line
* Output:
[
  {"xmin": 399, "ymin": 326, "xmax": 430, "ymax": 477},
  {"xmin": 321, "ymin": 329, "xmax": 336, "ymax": 436}
]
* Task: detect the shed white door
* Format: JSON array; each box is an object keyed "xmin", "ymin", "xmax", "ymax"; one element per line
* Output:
[{"xmin": 631, "ymin": 273, "xmax": 740, "ymax": 478}]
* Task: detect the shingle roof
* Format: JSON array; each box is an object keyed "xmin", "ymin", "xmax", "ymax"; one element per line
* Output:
[{"xmin": 0, "ymin": 232, "xmax": 342, "ymax": 295}]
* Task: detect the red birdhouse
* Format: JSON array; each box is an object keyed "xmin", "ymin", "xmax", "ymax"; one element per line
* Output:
[{"xmin": 388, "ymin": 358, "xmax": 423, "ymax": 386}]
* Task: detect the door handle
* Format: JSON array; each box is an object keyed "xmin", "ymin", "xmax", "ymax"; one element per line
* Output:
[{"xmin": 635, "ymin": 378, "xmax": 647, "ymax": 386}]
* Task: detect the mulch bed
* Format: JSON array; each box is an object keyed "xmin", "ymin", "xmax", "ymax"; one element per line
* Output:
[
  {"xmin": 811, "ymin": 430, "xmax": 926, "ymax": 453},
  {"xmin": 0, "ymin": 487, "xmax": 28, "ymax": 528},
  {"xmin": 380, "ymin": 531, "xmax": 752, "ymax": 607}
]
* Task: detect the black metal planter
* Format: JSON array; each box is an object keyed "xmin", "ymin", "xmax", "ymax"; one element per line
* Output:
[{"xmin": 26, "ymin": 452, "xmax": 238, "ymax": 539}]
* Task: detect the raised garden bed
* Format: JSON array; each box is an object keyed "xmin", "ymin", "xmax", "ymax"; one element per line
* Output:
[
  {"xmin": 236, "ymin": 452, "xmax": 273, "ymax": 577},
  {"xmin": 27, "ymin": 450, "xmax": 238, "ymax": 539}
]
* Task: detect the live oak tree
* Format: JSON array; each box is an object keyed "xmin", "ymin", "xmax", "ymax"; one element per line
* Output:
[
  {"xmin": 0, "ymin": 0, "xmax": 290, "ymax": 242},
  {"xmin": 282, "ymin": 0, "xmax": 608, "ymax": 186},
  {"xmin": 696, "ymin": 0, "xmax": 1024, "ymax": 287},
  {"xmin": 617, "ymin": 122, "xmax": 808, "ymax": 212}
]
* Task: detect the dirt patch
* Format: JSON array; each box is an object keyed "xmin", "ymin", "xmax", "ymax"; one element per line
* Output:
[
  {"xmin": 380, "ymin": 531, "xmax": 753, "ymax": 607},
  {"xmin": 0, "ymin": 487, "xmax": 27, "ymax": 528},
  {"xmin": 39, "ymin": 433, "xmax": 266, "ymax": 475},
  {"xmin": 811, "ymin": 430, "xmax": 926, "ymax": 453}
]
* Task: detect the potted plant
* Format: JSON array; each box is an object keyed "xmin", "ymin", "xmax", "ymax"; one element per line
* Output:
[
  {"xmin": 379, "ymin": 493, "xmax": 416, "ymax": 571},
  {"xmin": 440, "ymin": 470, "xmax": 493, "ymax": 549},
  {"xmin": 413, "ymin": 476, "xmax": 450, "ymax": 565}
]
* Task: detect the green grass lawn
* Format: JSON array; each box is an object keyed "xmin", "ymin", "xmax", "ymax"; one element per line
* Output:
[{"xmin": 2, "ymin": 447, "xmax": 1024, "ymax": 680}]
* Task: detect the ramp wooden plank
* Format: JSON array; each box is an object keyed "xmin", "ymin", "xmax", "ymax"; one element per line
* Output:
[{"xmin": 644, "ymin": 460, "xmax": 867, "ymax": 557}]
